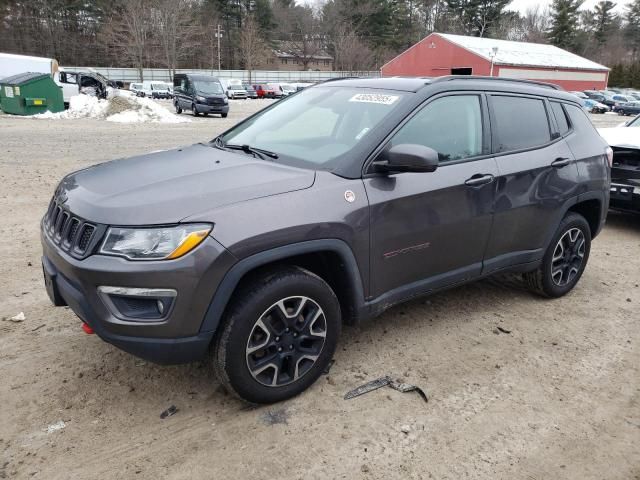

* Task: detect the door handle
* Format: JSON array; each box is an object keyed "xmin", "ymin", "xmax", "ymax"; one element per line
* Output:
[
  {"xmin": 551, "ymin": 157, "xmax": 571, "ymax": 168},
  {"xmin": 465, "ymin": 174, "xmax": 494, "ymax": 187}
]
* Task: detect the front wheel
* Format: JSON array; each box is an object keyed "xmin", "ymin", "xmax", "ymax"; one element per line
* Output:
[
  {"xmin": 221, "ymin": 113, "xmax": 228, "ymax": 118},
  {"xmin": 192, "ymin": 104, "xmax": 199, "ymax": 116},
  {"xmin": 212, "ymin": 266, "xmax": 341, "ymax": 404},
  {"xmin": 524, "ymin": 213, "xmax": 591, "ymax": 298},
  {"xmin": 174, "ymin": 103, "xmax": 182, "ymax": 114},
  {"xmin": 618, "ymin": 110, "xmax": 626, "ymax": 116}
]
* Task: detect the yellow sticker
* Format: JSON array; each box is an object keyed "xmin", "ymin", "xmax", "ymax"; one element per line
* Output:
[{"xmin": 34, "ymin": 99, "xmax": 42, "ymax": 105}]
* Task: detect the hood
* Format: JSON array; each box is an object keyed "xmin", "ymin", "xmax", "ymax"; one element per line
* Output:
[
  {"xmin": 598, "ymin": 127, "xmax": 640, "ymax": 149},
  {"xmin": 55, "ymin": 143, "xmax": 315, "ymax": 225}
]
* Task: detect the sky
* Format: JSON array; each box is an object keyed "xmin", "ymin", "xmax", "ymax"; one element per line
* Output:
[
  {"xmin": 507, "ymin": 0, "xmax": 633, "ymax": 14},
  {"xmin": 303, "ymin": 0, "xmax": 634, "ymax": 15}
]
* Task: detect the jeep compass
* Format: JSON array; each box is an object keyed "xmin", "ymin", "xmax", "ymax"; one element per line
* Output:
[{"xmin": 41, "ymin": 77, "xmax": 611, "ymax": 403}]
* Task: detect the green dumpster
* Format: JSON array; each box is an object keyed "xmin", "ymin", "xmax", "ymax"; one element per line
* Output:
[{"xmin": 0, "ymin": 72, "xmax": 64, "ymax": 115}]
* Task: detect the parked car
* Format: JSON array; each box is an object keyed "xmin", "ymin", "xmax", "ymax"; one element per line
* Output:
[
  {"xmin": 242, "ymin": 84, "xmax": 258, "ymax": 99},
  {"xmin": 227, "ymin": 84, "xmax": 248, "ymax": 99},
  {"xmin": 128, "ymin": 82, "xmax": 145, "ymax": 97},
  {"xmin": 141, "ymin": 81, "xmax": 172, "ymax": 99},
  {"xmin": 56, "ymin": 70, "xmax": 108, "ymax": 105},
  {"xmin": 173, "ymin": 73, "xmax": 228, "ymax": 117},
  {"xmin": 570, "ymin": 91, "xmax": 589, "ymax": 99},
  {"xmin": 253, "ymin": 83, "xmax": 283, "ymax": 98},
  {"xmin": 280, "ymin": 83, "xmax": 297, "ymax": 96},
  {"xmin": 41, "ymin": 76, "xmax": 610, "ymax": 403},
  {"xmin": 598, "ymin": 115, "xmax": 640, "ymax": 213},
  {"xmin": 584, "ymin": 90, "xmax": 605, "ymax": 102},
  {"xmin": 583, "ymin": 98, "xmax": 609, "ymax": 114},
  {"xmin": 613, "ymin": 101, "xmax": 640, "ymax": 116}
]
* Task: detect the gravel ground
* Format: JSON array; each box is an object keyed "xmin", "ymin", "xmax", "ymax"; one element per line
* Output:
[{"xmin": 0, "ymin": 101, "xmax": 638, "ymax": 480}]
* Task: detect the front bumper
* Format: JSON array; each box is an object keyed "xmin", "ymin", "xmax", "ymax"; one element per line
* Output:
[
  {"xmin": 41, "ymin": 228, "xmax": 236, "ymax": 364},
  {"xmin": 196, "ymin": 102, "xmax": 229, "ymax": 114}
]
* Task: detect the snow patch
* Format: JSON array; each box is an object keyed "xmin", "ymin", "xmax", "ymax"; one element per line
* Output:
[
  {"xmin": 46, "ymin": 420, "xmax": 66, "ymax": 434},
  {"xmin": 34, "ymin": 91, "xmax": 190, "ymax": 123}
]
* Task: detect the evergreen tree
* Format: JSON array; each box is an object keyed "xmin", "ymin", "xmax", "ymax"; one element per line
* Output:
[
  {"xmin": 626, "ymin": 0, "xmax": 640, "ymax": 60},
  {"xmin": 547, "ymin": 0, "xmax": 584, "ymax": 50},
  {"xmin": 594, "ymin": 0, "xmax": 616, "ymax": 45}
]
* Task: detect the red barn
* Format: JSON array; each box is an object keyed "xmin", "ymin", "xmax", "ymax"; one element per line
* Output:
[{"xmin": 381, "ymin": 33, "xmax": 609, "ymax": 91}]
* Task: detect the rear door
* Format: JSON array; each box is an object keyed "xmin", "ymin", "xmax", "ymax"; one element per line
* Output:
[
  {"xmin": 483, "ymin": 94, "xmax": 580, "ymax": 274},
  {"xmin": 365, "ymin": 93, "xmax": 498, "ymax": 299}
]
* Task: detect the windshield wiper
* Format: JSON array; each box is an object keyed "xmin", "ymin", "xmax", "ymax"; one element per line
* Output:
[
  {"xmin": 211, "ymin": 137, "xmax": 279, "ymax": 159},
  {"xmin": 224, "ymin": 143, "xmax": 279, "ymax": 159}
]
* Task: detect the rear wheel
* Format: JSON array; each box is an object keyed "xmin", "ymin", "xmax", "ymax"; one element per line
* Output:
[
  {"xmin": 212, "ymin": 266, "xmax": 341, "ymax": 404},
  {"xmin": 524, "ymin": 213, "xmax": 591, "ymax": 298}
]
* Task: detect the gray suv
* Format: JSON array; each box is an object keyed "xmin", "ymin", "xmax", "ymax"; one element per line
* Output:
[{"xmin": 41, "ymin": 77, "xmax": 611, "ymax": 403}]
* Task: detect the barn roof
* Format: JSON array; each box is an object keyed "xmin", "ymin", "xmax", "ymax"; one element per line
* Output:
[{"xmin": 438, "ymin": 33, "xmax": 609, "ymax": 72}]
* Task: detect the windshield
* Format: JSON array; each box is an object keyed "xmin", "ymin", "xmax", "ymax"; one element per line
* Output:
[
  {"xmin": 194, "ymin": 80, "xmax": 223, "ymax": 95},
  {"xmin": 220, "ymin": 87, "xmax": 406, "ymax": 169},
  {"xmin": 229, "ymin": 85, "xmax": 242, "ymax": 90},
  {"xmin": 627, "ymin": 115, "xmax": 640, "ymax": 127}
]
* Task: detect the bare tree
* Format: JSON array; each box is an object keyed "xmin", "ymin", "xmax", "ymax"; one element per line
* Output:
[
  {"xmin": 154, "ymin": 0, "xmax": 198, "ymax": 78},
  {"xmin": 239, "ymin": 14, "xmax": 265, "ymax": 83},
  {"xmin": 101, "ymin": 0, "xmax": 154, "ymax": 81}
]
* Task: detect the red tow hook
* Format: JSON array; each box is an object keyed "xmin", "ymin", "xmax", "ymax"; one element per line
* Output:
[{"xmin": 81, "ymin": 322, "xmax": 95, "ymax": 335}]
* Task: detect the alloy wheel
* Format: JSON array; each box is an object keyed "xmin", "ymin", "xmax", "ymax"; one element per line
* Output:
[
  {"xmin": 551, "ymin": 227, "xmax": 586, "ymax": 287},
  {"xmin": 245, "ymin": 296, "xmax": 327, "ymax": 387}
]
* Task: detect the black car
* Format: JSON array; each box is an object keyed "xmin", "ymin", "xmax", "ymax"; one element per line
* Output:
[
  {"xmin": 41, "ymin": 76, "xmax": 610, "ymax": 403},
  {"xmin": 614, "ymin": 101, "xmax": 640, "ymax": 116},
  {"xmin": 173, "ymin": 73, "xmax": 228, "ymax": 117},
  {"xmin": 242, "ymin": 84, "xmax": 258, "ymax": 99}
]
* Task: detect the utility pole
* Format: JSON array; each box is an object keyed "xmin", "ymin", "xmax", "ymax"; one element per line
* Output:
[{"xmin": 216, "ymin": 24, "xmax": 223, "ymax": 73}]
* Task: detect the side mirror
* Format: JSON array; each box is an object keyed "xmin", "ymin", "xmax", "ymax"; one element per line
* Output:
[{"xmin": 374, "ymin": 144, "xmax": 439, "ymax": 173}]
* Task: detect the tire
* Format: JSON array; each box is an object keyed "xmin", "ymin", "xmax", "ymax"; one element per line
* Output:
[
  {"xmin": 212, "ymin": 266, "xmax": 341, "ymax": 404},
  {"xmin": 192, "ymin": 104, "xmax": 199, "ymax": 116},
  {"xmin": 221, "ymin": 113, "xmax": 228, "ymax": 118},
  {"xmin": 203, "ymin": 112, "xmax": 209, "ymax": 117},
  {"xmin": 618, "ymin": 110, "xmax": 625, "ymax": 116},
  {"xmin": 174, "ymin": 103, "xmax": 182, "ymax": 114},
  {"xmin": 524, "ymin": 213, "xmax": 591, "ymax": 298}
]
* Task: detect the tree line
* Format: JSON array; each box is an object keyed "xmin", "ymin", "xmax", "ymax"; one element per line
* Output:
[{"xmin": 1, "ymin": 0, "xmax": 640, "ymax": 86}]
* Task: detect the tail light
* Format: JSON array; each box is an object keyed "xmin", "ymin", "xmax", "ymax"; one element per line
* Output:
[{"xmin": 605, "ymin": 146, "xmax": 613, "ymax": 168}]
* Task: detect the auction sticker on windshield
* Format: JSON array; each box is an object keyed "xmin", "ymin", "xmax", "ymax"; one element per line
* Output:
[{"xmin": 349, "ymin": 93, "xmax": 399, "ymax": 105}]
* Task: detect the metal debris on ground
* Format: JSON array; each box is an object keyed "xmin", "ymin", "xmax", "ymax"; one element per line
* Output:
[
  {"xmin": 160, "ymin": 405, "xmax": 178, "ymax": 419},
  {"xmin": 344, "ymin": 376, "xmax": 428, "ymax": 403},
  {"xmin": 496, "ymin": 326, "xmax": 512, "ymax": 334}
]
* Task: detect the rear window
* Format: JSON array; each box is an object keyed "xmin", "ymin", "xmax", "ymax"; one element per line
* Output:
[
  {"xmin": 550, "ymin": 102, "xmax": 570, "ymax": 136},
  {"xmin": 491, "ymin": 96, "xmax": 551, "ymax": 152}
]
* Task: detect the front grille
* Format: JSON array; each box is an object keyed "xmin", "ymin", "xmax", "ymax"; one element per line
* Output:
[
  {"xmin": 43, "ymin": 197, "xmax": 100, "ymax": 258},
  {"xmin": 206, "ymin": 97, "xmax": 224, "ymax": 105}
]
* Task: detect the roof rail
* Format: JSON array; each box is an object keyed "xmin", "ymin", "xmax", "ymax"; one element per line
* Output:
[{"xmin": 432, "ymin": 75, "xmax": 561, "ymax": 90}]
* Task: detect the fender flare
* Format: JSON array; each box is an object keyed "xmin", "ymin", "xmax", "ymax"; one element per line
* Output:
[{"xmin": 199, "ymin": 239, "xmax": 366, "ymax": 334}]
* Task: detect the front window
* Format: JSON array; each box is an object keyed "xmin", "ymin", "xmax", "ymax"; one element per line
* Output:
[
  {"xmin": 389, "ymin": 95, "xmax": 483, "ymax": 162},
  {"xmin": 219, "ymin": 87, "xmax": 407, "ymax": 169},
  {"xmin": 193, "ymin": 80, "xmax": 223, "ymax": 95}
]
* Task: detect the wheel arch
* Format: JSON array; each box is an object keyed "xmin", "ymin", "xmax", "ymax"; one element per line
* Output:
[{"xmin": 199, "ymin": 239, "xmax": 366, "ymax": 335}]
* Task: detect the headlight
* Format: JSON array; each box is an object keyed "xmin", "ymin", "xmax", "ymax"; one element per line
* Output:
[
  {"xmin": 100, "ymin": 224, "xmax": 212, "ymax": 260},
  {"xmin": 223, "ymin": 97, "xmax": 228, "ymax": 104},
  {"xmin": 196, "ymin": 95, "xmax": 206, "ymax": 102}
]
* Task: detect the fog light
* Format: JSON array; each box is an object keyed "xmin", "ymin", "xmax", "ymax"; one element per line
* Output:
[{"xmin": 98, "ymin": 286, "xmax": 176, "ymax": 322}]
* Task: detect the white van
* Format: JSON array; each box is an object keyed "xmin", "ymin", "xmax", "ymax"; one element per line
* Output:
[{"xmin": 140, "ymin": 81, "xmax": 171, "ymax": 99}]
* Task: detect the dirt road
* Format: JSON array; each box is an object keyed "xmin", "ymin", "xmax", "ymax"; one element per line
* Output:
[{"xmin": 1, "ymin": 103, "xmax": 638, "ymax": 479}]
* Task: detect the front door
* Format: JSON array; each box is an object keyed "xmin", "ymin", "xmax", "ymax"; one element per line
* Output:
[{"xmin": 364, "ymin": 93, "xmax": 498, "ymax": 300}]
